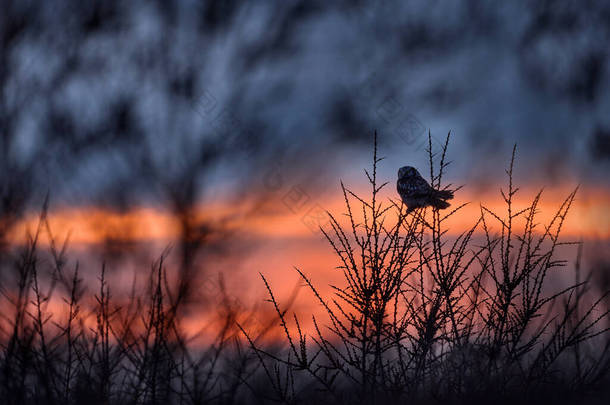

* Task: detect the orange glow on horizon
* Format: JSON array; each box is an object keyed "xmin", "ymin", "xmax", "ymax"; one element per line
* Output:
[
  {"xmin": 3, "ymin": 185, "xmax": 609, "ymax": 247},
  {"xmin": 1, "ymin": 183, "xmax": 608, "ymax": 346}
]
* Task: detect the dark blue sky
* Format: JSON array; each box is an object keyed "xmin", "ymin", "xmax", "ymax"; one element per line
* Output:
[{"xmin": 2, "ymin": 0, "xmax": 609, "ymax": 214}]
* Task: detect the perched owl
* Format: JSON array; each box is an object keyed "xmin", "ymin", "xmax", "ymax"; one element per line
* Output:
[{"xmin": 397, "ymin": 166, "xmax": 453, "ymax": 213}]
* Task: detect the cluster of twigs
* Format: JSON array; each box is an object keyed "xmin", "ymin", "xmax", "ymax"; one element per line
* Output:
[
  {"xmin": 245, "ymin": 132, "xmax": 610, "ymax": 404},
  {"xmin": 0, "ymin": 203, "xmax": 256, "ymax": 405}
]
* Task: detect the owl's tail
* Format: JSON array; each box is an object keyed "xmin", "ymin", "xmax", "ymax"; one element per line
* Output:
[
  {"xmin": 435, "ymin": 189, "xmax": 454, "ymax": 200},
  {"xmin": 434, "ymin": 199, "xmax": 451, "ymax": 210}
]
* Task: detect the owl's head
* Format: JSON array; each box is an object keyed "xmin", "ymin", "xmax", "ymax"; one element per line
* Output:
[{"xmin": 398, "ymin": 166, "xmax": 418, "ymax": 179}]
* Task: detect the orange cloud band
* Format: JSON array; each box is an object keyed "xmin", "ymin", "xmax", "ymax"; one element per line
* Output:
[{"xmin": 3, "ymin": 185, "xmax": 608, "ymax": 247}]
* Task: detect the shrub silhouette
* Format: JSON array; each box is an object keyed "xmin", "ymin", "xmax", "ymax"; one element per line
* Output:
[
  {"xmin": 245, "ymin": 132, "xmax": 610, "ymax": 404},
  {"xmin": 0, "ymin": 132, "xmax": 608, "ymax": 405}
]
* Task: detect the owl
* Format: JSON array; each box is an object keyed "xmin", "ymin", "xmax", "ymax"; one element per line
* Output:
[{"xmin": 397, "ymin": 166, "xmax": 453, "ymax": 213}]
